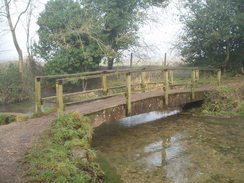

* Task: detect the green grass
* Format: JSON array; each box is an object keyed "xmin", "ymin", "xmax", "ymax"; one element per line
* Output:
[
  {"xmin": 238, "ymin": 103, "xmax": 244, "ymax": 116},
  {"xmin": 24, "ymin": 112, "xmax": 104, "ymax": 183},
  {"xmin": 0, "ymin": 114, "xmax": 16, "ymax": 125}
]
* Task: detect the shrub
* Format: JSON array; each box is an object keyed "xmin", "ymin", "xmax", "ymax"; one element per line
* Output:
[{"xmin": 0, "ymin": 63, "xmax": 34, "ymax": 104}]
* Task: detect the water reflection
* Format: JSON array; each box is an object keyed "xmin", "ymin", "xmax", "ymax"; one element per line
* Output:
[
  {"xmin": 118, "ymin": 110, "xmax": 180, "ymax": 128},
  {"xmin": 94, "ymin": 110, "xmax": 180, "ymax": 137},
  {"xmin": 93, "ymin": 112, "xmax": 244, "ymax": 183}
]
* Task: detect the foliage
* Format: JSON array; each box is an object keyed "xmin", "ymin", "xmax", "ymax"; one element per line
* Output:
[
  {"xmin": 0, "ymin": 114, "xmax": 15, "ymax": 126},
  {"xmin": 35, "ymin": 0, "xmax": 104, "ymax": 75},
  {"xmin": 0, "ymin": 63, "xmax": 34, "ymax": 104},
  {"xmin": 82, "ymin": 0, "xmax": 168, "ymax": 69},
  {"xmin": 178, "ymin": 0, "xmax": 244, "ymax": 72},
  {"xmin": 199, "ymin": 86, "xmax": 243, "ymax": 116},
  {"xmin": 35, "ymin": 0, "xmax": 168, "ymax": 73},
  {"xmin": 24, "ymin": 112, "xmax": 104, "ymax": 183}
]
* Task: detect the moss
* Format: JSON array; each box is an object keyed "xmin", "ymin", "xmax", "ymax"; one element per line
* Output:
[{"xmin": 24, "ymin": 112, "xmax": 105, "ymax": 183}]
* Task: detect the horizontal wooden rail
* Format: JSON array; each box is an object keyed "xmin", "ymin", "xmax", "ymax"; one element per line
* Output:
[
  {"xmin": 65, "ymin": 92, "xmax": 125, "ymax": 106},
  {"xmin": 108, "ymin": 85, "xmax": 126, "ymax": 90},
  {"xmin": 42, "ymin": 88, "xmax": 103, "ymax": 101}
]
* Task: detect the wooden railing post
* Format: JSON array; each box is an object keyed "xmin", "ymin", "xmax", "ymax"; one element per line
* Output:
[
  {"xmin": 35, "ymin": 77, "xmax": 42, "ymax": 113},
  {"xmin": 191, "ymin": 70, "xmax": 196, "ymax": 100},
  {"xmin": 56, "ymin": 80, "xmax": 64, "ymax": 117},
  {"xmin": 195, "ymin": 70, "xmax": 200, "ymax": 81},
  {"xmin": 169, "ymin": 70, "xmax": 174, "ymax": 84},
  {"xmin": 125, "ymin": 72, "xmax": 132, "ymax": 116},
  {"xmin": 217, "ymin": 70, "xmax": 221, "ymax": 86},
  {"xmin": 141, "ymin": 70, "xmax": 146, "ymax": 93},
  {"xmin": 164, "ymin": 69, "xmax": 169, "ymax": 106},
  {"xmin": 102, "ymin": 74, "xmax": 108, "ymax": 95}
]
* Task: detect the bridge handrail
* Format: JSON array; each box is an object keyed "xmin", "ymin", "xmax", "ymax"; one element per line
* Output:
[{"xmin": 35, "ymin": 66, "xmax": 221, "ymax": 115}]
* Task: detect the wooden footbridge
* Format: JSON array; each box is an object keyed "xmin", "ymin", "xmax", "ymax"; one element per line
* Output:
[{"xmin": 35, "ymin": 67, "xmax": 221, "ymax": 126}]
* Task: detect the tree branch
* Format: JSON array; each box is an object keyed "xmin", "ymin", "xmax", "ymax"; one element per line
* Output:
[{"xmin": 13, "ymin": 0, "xmax": 31, "ymax": 30}]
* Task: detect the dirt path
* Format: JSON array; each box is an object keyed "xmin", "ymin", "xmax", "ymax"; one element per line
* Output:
[
  {"xmin": 0, "ymin": 83, "xmax": 239, "ymax": 183},
  {"xmin": 0, "ymin": 114, "xmax": 56, "ymax": 183}
]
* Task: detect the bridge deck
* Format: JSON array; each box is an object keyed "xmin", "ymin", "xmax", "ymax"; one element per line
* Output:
[{"xmin": 66, "ymin": 85, "xmax": 211, "ymax": 115}]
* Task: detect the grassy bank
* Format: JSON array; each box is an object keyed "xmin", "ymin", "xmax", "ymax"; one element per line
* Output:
[
  {"xmin": 192, "ymin": 85, "xmax": 244, "ymax": 117},
  {"xmin": 23, "ymin": 112, "xmax": 104, "ymax": 183}
]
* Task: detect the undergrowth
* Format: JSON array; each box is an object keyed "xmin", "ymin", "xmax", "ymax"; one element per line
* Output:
[
  {"xmin": 24, "ymin": 112, "xmax": 104, "ymax": 183},
  {"xmin": 0, "ymin": 114, "xmax": 15, "ymax": 125},
  {"xmin": 0, "ymin": 63, "xmax": 34, "ymax": 104},
  {"xmin": 192, "ymin": 85, "xmax": 244, "ymax": 117}
]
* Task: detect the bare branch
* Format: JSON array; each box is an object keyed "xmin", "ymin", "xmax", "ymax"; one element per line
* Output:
[
  {"xmin": 13, "ymin": 0, "xmax": 31, "ymax": 30},
  {"xmin": 7, "ymin": 0, "xmax": 12, "ymax": 5},
  {"xmin": 0, "ymin": 12, "xmax": 7, "ymax": 17}
]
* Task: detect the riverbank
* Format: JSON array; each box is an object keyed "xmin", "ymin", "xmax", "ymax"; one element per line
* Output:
[
  {"xmin": 191, "ymin": 84, "xmax": 244, "ymax": 117},
  {"xmin": 23, "ymin": 112, "xmax": 104, "ymax": 183}
]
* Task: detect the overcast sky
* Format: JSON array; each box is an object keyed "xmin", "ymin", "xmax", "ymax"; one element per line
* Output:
[{"xmin": 0, "ymin": 0, "xmax": 184, "ymax": 64}]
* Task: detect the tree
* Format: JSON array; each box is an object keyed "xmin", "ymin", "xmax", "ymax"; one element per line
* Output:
[
  {"xmin": 34, "ymin": 0, "xmax": 104, "ymax": 74},
  {"xmin": 1, "ymin": 0, "xmax": 32, "ymax": 78},
  {"xmin": 177, "ymin": 0, "xmax": 244, "ymax": 72},
  {"xmin": 82, "ymin": 0, "xmax": 168, "ymax": 69}
]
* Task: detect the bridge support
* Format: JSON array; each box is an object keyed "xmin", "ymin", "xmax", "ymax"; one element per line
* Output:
[
  {"xmin": 56, "ymin": 80, "xmax": 64, "ymax": 117},
  {"xmin": 126, "ymin": 72, "xmax": 132, "ymax": 116},
  {"xmin": 164, "ymin": 70, "xmax": 169, "ymax": 106},
  {"xmin": 191, "ymin": 70, "xmax": 196, "ymax": 100},
  {"xmin": 35, "ymin": 77, "xmax": 42, "ymax": 113}
]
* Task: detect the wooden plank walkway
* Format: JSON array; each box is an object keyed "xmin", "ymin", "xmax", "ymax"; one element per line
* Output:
[{"xmin": 66, "ymin": 85, "xmax": 211, "ymax": 115}]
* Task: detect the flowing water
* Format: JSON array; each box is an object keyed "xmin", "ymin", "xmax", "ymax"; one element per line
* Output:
[{"xmin": 92, "ymin": 111, "xmax": 244, "ymax": 183}]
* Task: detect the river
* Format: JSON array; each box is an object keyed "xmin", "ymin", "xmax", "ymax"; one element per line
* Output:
[{"xmin": 92, "ymin": 111, "xmax": 244, "ymax": 183}]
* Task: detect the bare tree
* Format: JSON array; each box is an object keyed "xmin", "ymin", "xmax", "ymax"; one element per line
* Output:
[{"xmin": 1, "ymin": 0, "xmax": 32, "ymax": 78}]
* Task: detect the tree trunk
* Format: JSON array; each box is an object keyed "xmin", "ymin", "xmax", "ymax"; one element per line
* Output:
[
  {"xmin": 4, "ymin": 0, "xmax": 24, "ymax": 78},
  {"xmin": 108, "ymin": 58, "xmax": 114, "ymax": 70},
  {"xmin": 223, "ymin": 42, "xmax": 230, "ymax": 72}
]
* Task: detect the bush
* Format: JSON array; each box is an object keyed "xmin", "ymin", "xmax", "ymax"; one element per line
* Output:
[
  {"xmin": 0, "ymin": 63, "xmax": 34, "ymax": 104},
  {"xmin": 0, "ymin": 114, "xmax": 16, "ymax": 125}
]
